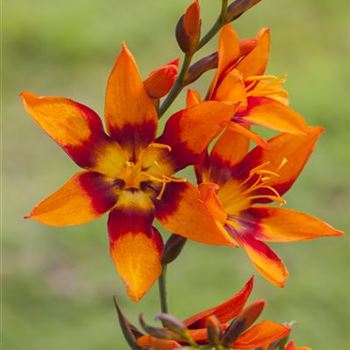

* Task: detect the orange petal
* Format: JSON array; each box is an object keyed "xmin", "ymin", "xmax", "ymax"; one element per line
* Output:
[
  {"xmin": 285, "ymin": 341, "xmax": 312, "ymax": 350},
  {"xmin": 108, "ymin": 191, "xmax": 162, "ymax": 302},
  {"xmin": 144, "ymin": 59, "xmax": 179, "ymax": 98},
  {"xmin": 213, "ymin": 69, "xmax": 247, "ymax": 105},
  {"xmin": 105, "ymin": 43, "xmax": 158, "ymax": 153},
  {"xmin": 239, "ymin": 96, "xmax": 308, "ymax": 134},
  {"xmin": 208, "ymin": 127, "xmax": 250, "ymax": 183},
  {"xmin": 155, "ymin": 182, "xmax": 235, "ymax": 246},
  {"xmin": 26, "ymin": 172, "xmax": 117, "ymax": 226},
  {"xmin": 235, "ymin": 28, "xmax": 270, "ymax": 79},
  {"xmin": 20, "ymin": 92, "xmax": 110, "ymax": 168},
  {"xmin": 228, "ymin": 122, "xmax": 269, "ymax": 148},
  {"xmin": 184, "ymin": 277, "xmax": 254, "ymax": 328},
  {"xmin": 235, "ymin": 126, "xmax": 324, "ymax": 198},
  {"xmin": 232, "ymin": 232, "xmax": 288, "ymax": 287},
  {"xmin": 248, "ymin": 206, "xmax": 344, "ymax": 242},
  {"xmin": 137, "ymin": 336, "xmax": 181, "ymax": 350},
  {"xmin": 209, "ymin": 24, "xmax": 241, "ymax": 97},
  {"xmin": 233, "ymin": 320, "xmax": 290, "ymax": 349},
  {"xmin": 239, "ymin": 38, "xmax": 258, "ymax": 57},
  {"xmin": 158, "ymin": 101, "xmax": 237, "ymax": 171},
  {"xmin": 186, "ymin": 88, "xmax": 201, "ymax": 107}
]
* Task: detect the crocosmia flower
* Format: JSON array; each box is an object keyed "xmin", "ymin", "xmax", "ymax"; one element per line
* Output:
[
  {"xmin": 196, "ymin": 127, "xmax": 343, "ymax": 287},
  {"xmin": 137, "ymin": 277, "xmax": 291, "ymax": 349},
  {"xmin": 205, "ymin": 24, "xmax": 309, "ymax": 147},
  {"xmin": 21, "ymin": 44, "xmax": 237, "ymax": 301}
]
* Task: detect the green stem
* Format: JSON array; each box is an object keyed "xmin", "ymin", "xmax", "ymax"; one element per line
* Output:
[
  {"xmin": 158, "ymin": 265, "xmax": 168, "ymax": 313},
  {"xmin": 198, "ymin": 0, "xmax": 228, "ymax": 50},
  {"xmin": 158, "ymin": 53, "xmax": 193, "ymax": 117}
]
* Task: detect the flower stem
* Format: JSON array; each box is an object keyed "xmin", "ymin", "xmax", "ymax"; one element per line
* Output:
[
  {"xmin": 158, "ymin": 53, "xmax": 193, "ymax": 118},
  {"xmin": 158, "ymin": 265, "xmax": 168, "ymax": 313}
]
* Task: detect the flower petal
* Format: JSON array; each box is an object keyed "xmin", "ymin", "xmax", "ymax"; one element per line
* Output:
[
  {"xmin": 238, "ymin": 96, "xmax": 308, "ymax": 134},
  {"xmin": 155, "ymin": 182, "xmax": 235, "ymax": 246},
  {"xmin": 214, "ymin": 69, "xmax": 247, "ymax": 104},
  {"xmin": 209, "ymin": 24, "xmax": 241, "ymax": 97},
  {"xmin": 248, "ymin": 206, "xmax": 344, "ymax": 242},
  {"xmin": 105, "ymin": 43, "xmax": 158, "ymax": 154},
  {"xmin": 186, "ymin": 88, "xmax": 201, "ymax": 107},
  {"xmin": 232, "ymin": 127, "xmax": 323, "ymax": 200},
  {"xmin": 184, "ymin": 277, "xmax": 254, "ymax": 328},
  {"xmin": 228, "ymin": 122, "xmax": 269, "ymax": 148},
  {"xmin": 235, "ymin": 28, "xmax": 270, "ymax": 79},
  {"xmin": 233, "ymin": 320, "xmax": 290, "ymax": 349},
  {"xmin": 232, "ymin": 231, "xmax": 288, "ymax": 287},
  {"xmin": 26, "ymin": 172, "xmax": 118, "ymax": 226},
  {"xmin": 144, "ymin": 59, "xmax": 179, "ymax": 98},
  {"xmin": 207, "ymin": 128, "xmax": 250, "ymax": 184},
  {"xmin": 108, "ymin": 190, "xmax": 162, "ymax": 302},
  {"xmin": 21, "ymin": 92, "xmax": 111, "ymax": 168},
  {"xmin": 158, "ymin": 101, "xmax": 237, "ymax": 171}
]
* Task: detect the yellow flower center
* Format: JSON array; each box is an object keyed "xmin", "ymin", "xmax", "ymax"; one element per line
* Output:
[
  {"xmin": 218, "ymin": 159, "xmax": 287, "ymax": 218},
  {"xmin": 115, "ymin": 143, "xmax": 184, "ymax": 200}
]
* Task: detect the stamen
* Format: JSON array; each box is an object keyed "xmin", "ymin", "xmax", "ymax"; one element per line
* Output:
[
  {"xmin": 149, "ymin": 143, "xmax": 172, "ymax": 152},
  {"xmin": 245, "ymin": 75, "xmax": 287, "ymax": 98},
  {"xmin": 237, "ymin": 160, "xmax": 288, "ymax": 206},
  {"xmin": 276, "ymin": 157, "xmax": 288, "ymax": 172},
  {"xmin": 141, "ymin": 172, "xmax": 186, "ymax": 200}
]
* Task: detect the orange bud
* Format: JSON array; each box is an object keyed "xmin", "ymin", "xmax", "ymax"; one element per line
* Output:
[
  {"xmin": 176, "ymin": 1, "xmax": 201, "ymax": 54},
  {"xmin": 144, "ymin": 59, "xmax": 179, "ymax": 98}
]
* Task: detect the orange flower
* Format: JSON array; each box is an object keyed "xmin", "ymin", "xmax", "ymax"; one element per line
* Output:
[
  {"xmin": 21, "ymin": 43, "xmax": 237, "ymax": 301},
  {"xmin": 196, "ymin": 127, "xmax": 344, "ymax": 287},
  {"xmin": 137, "ymin": 277, "xmax": 291, "ymax": 349},
  {"xmin": 193, "ymin": 24, "xmax": 309, "ymax": 147}
]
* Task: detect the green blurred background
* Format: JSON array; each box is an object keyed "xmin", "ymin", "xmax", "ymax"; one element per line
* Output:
[{"xmin": 3, "ymin": 0, "xmax": 350, "ymax": 349}]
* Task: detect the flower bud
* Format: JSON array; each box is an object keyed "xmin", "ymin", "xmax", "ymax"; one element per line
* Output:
[
  {"xmin": 227, "ymin": 0, "xmax": 263, "ymax": 23},
  {"xmin": 139, "ymin": 314, "xmax": 174, "ymax": 340},
  {"xmin": 176, "ymin": 0, "xmax": 201, "ymax": 54},
  {"xmin": 206, "ymin": 315, "xmax": 222, "ymax": 346},
  {"xmin": 220, "ymin": 317, "xmax": 246, "ymax": 347},
  {"xmin": 239, "ymin": 300, "xmax": 265, "ymax": 330},
  {"xmin": 113, "ymin": 297, "xmax": 143, "ymax": 350},
  {"xmin": 156, "ymin": 313, "xmax": 187, "ymax": 335},
  {"xmin": 186, "ymin": 52, "xmax": 218, "ymax": 84},
  {"xmin": 162, "ymin": 234, "xmax": 187, "ymax": 265},
  {"xmin": 144, "ymin": 59, "xmax": 179, "ymax": 98}
]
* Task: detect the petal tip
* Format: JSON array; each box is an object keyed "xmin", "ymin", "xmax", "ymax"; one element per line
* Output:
[{"xmin": 20, "ymin": 91, "xmax": 38, "ymax": 103}]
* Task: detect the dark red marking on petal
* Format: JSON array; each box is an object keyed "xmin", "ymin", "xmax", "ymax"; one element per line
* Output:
[
  {"xmin": 154, "ymin": 182, "xmax": 185, "ymax": 220},
  {"xmin": 108, "ymin": 205, "xmax": 155, "ymax": 245},
  {"xmin": 111, "ymin": 121, "xmax": 157, "ymax": 161},
  {"xmin": 78, "ymin": 171, "xmax": 118, "ymax": 213}
]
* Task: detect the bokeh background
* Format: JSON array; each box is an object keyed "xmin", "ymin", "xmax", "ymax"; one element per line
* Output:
[{"xmin": 3, "ymin": 0, "xmax": 350, "ymax": 349}]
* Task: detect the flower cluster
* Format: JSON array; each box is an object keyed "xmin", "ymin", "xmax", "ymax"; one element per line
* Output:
[
  {"xmin": 114, "ymin": 279, "xmax": 311, "ymax": 350},
  {"xmin": 21, "ymin": 0, "xmax": 344, "ymax": 349}
]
